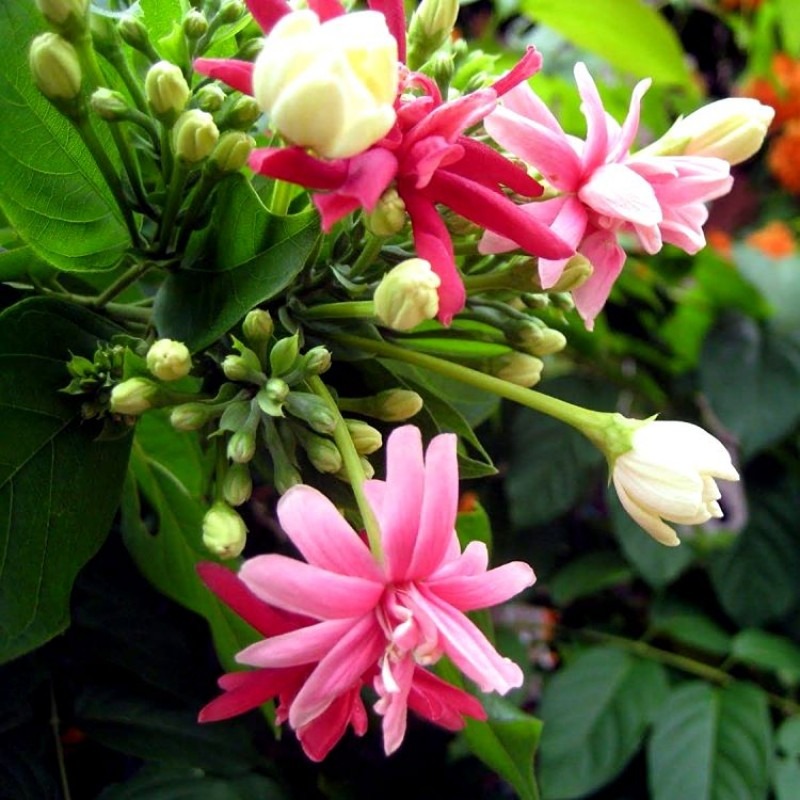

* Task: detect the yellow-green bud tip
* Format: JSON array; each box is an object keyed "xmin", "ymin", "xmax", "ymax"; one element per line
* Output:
[
  {"xmin": 202, "ymin": 502, "xmax": 247, "ymax": 559},
  {"xmin": 146, "ymin": 339, "xmax": 192, "ymax": 382}
]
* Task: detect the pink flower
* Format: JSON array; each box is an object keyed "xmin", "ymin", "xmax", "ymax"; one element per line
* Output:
[
  {"xmin": 480, "ymin": 62, "xmax": 734, "ymax": 328},
  {"xmin": 198, "ymin": 426, "xmax": 535, "ymax": 757}
]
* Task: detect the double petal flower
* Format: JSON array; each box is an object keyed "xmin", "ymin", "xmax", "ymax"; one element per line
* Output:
[
  {"xmin": 199, "ymin": 426, "xmax": 535, "ymax": 758},
  {"xmin": 480, "ymin": 63, "xmax": 734, "ymax": 327}
]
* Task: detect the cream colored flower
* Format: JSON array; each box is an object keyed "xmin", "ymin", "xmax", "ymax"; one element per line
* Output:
[{"xmin": 374, "ymin": 258, "xmax": 440, "ymax": 331}]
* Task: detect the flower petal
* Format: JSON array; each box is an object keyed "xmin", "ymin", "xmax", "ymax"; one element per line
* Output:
[
  {"xmin": 579, "ymin": 163, "xmax": 662, "ymax": 226},
  {"xmin": 613, "ymin": 477, "xmax": 680, "ymax": 546},
  {"xmin": 296, "ymin": 687, "xmax": 366, "ymax": 762},
  {"xmin": 572, "ymin": 229, "xmax": 626, "ymax": 329},
  {"xmin": 407, "ymin": 667, "xmax": 487, "ymax": 730},
  {"xmin": 193, "ymin": 58, "xmax": 255, "ymax": 95},
  {"xmin": 240, "ymin": 555, "xmax": 383, "ymax": 619},
  {"xmin": 430, "ymin": 540, "xmax": 489, "ymax": 580},
  {"xmin": 427, "ymin": 561, "xmax": 535, "ymax": 611},
  {"xmin": 198, "ymin": 668, "xmax": 302, "ymax": 722},
  {"xmin": 574, "ymin": 62, "xmax": 609, "ymax": 175}
]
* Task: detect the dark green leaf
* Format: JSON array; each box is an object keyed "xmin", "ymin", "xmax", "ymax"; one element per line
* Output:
[
  {"xmin": 0, "ymin": 247, "xmax": 57, "ymax": 285},
  {"xmin": 734, "ymin": 245, "xmax": 800, "ymax": 332},
  {"xmin": 649, "ymin": 601, "xmax": 733, "ymax": 657},
  {"xmin": 774, "ymin": 717, "xmax": 800, "ymax": 800},
  {"xmin": 700, "ymin": 316, "xmax": 800, "ymax": 457},
  {"xmin": 648, "ymin": 682, "xmax": 772, "ymax": 800},
  {"xmin": 0, "ymin": 1, "xmax": 131, "ymax": 271},
  {"xmin": 456, "ymin": 502, "xmax": 493, "ymax": 555},
  {"xmin": 731, "ymin": 629, "xmax": 800, "ymax": 684},
  {"xmin": 154, "ymin": 176, "xmax": 319, "ymax": 352},
  {"xmin": 548, "ymin": 551, "xmax": 633, "ymax": 606},
  {"xmin": 539, "ymin": 647, "xmax": 669, "ymax": 799},
  {"xmin": 0, "ymin": 298, "xmax": 132, "ymax": 663}
]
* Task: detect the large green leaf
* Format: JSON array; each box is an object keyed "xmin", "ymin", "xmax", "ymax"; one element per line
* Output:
[
  {"xmin": 730, "ymin": 629, "xmax": 800, "ymax": 685},
  {"xmin": 519, "ymin": 0, "xmax": 692, "ymax": 87},
  {"xmin": 548, "ymin": 551, "xmax": 633, "ymax": 606},
  {"xmin": 734, "ymin": 245, "xmax": 800, "ymax": 332},
  {"xmin": 700, "ymin": 315, "xmax": 800, "ymax": 457},
  {"xmin": 0, "ymin": 298, "xmax": 132, "ymax": 663},
  {"xmin": 0, "ymin": 1, "xmax": 131, "ymax": 272},
  {"xmin": 153, "ymin": 176, "xmax": 320, "ymax": 352},
  {"xmin": 774, "ymin": 717, "xmax": 800, "ymax": 800},
  {"xmin": 776, "ymin": 0, "xmax": 800, "ymax": 58},
  {"xmin": 538, "ymin": 646, "xmax": 669, "ymax": 799},
  {"xmin": 709, "ymin": 475, "xmax": 800, "ymax": 628},
  {"xmin": 648, "ymin": 682, "xmax": 772, "ymax": 800}
]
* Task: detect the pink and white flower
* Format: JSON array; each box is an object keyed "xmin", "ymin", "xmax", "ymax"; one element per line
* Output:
[
  {"xmin": 198, "ymin": 426, "xmax": 535, "ymax": 757},
  {"xmin": 480, "ymin": 63, "xmax": 734, "ymax": 327}
]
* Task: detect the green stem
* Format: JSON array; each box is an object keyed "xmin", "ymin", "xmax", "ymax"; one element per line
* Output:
[
  {"xmin": 332, "ymin": 332, "xmax": 615, "ymax": 447},
  {"xmin": 302, "ymin": 301, "xmax": 375, "ymax": 321},
  {"xmin": 103, "ymin": 48, "xmax": 149, "ymax": 114},
  {"xmin": 175, "ymin": 169, "xmax": 220, "ymax": 252},
  {"xmin": 270, "ymin": 179, "xmax": 294, "ymax": 216},
  {"xmin": 307, "ymin": 375, "xmax": 384, "ymax": 563},
  {"xmin": 156, "ymin": 162, "xmax": 189, "ymax": 254},
  {"xmin": 159, "ymin": 124, "xmax": 174, "ymax": 184},
  {"xmin": 93, "ymin": 261, "xmax": 154, "ymax": 307},
  {"xmin": 462, "ymin": 266, "xmax": 517, "ymax": 292},
  {"xmin": 349, "ymin": 233, "xmax": 385, "ymax": 279}
]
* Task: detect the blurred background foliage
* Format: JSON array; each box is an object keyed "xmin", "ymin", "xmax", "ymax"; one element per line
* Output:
[{"xmin": 3, "ymin": 0, "xmax": 800, "ymax": 798}]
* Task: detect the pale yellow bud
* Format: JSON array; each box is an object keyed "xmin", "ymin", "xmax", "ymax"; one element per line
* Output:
[
  {"xmin": 173, "ymin": 109, "xmax": 220, "ymax": 163},
  {"xmin": 408, "ymin": 0, "xmax": 460, "ymax": 67},
  {"xmin": 202, "ymin": 502, "xmax": 247, "ymax": 559},
  {"xmin": 29, "ymin": 33, "xmax": 82, "ymax": 102},
  {"xmin": 109, "ymin": 377, "xmax": 159, "ymax": 416},
  {"xmin": 209, "ymin": 131, "xmax": 256, "ymax": 174},
  {"xmin": 145, "ymin": 60, "xmax": 190, "ymax": 121},
  {"xmin": 372, "ymin": 389, "xmax": 423, "ymax": 421},
  {"xmin": 146, "ymin": 339, "xmax": 192, "ymax": 381},
  {"xmin": 35, "ymin": 0, "xmax": 88, "ymax": 30},
  {"xmin": 374, "ymin": 258, "xmax": 440, "ymax": 331},
  {"xmin": 252, "ymin": 9, "xmax": 398, "ymax": 159},
  {"xmin": 490, "ymin": 352, "xmax": 544, "ymax": 388},
  {"xmin": 366, "ymin": 188, "xmax": 407, "ymax": 237}
]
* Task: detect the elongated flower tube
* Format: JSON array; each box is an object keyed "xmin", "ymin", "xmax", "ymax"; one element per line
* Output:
[
  {"xmin": 199, "ymin": 426, "xmax": 534, "ymax": 757},
  {"xmin": 611, "ymin": 420, "xmax": 739, "ymax": 546}
]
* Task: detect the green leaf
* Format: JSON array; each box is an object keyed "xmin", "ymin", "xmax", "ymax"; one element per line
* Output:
[
  {"xmin": 461, "ymin": 694, "xmax": 543, "ymax": 800},
  {"xmin": 140, "ymin": 0, "xmax": 188, "ymax": 45},
  {"xmin": 648, "ymin": 682, "xmax": 772, "ymax": 800},
  {"xmin": 538, "ymin": 647, "xmax": 669, "ymax": 799},
  {"xmin": 456, "ymin": 501, "xmax": 493, "ymax": 554},
  {"xmin": 548, "ymin": 551, "xmax": 633, "ymax": 606},
  {"xmin": 505, "ymin": 376, "xmax": 616, "ymax": 528},
  {"xmin": 649, "ymin": 601, "xmax": 733, "ymax": 657},
  {"xmin": 700, "ymin": 316, "xmax": 800, "ymax": 457},
  {"xmin": 154, "ymin": 176, "xmax": 319, "ymax": 352},
  {"xmin": 710, "ymin": 475, "xmax": 800, "ymax": 628},
  {"xmin": 608, "ymin": 489, "xmax": 694, "ymax": 588},
  {"xmin": 776, "ymin": 0, "xmax": 800, "ymax": 57},
  {"xmin": 774, "ymin": 717, "xmax": 800, "ymax": 800},
  {"xmin": 519, "ymin": 0, "xmax": 692, "ymax": 87},
  {"xmin": 121, "ymin": 422, "xmax": 256, "ymax": 672},
  {"xmin": 0, "ymin": 1, "xmax": 131, "ymax": 272},
  {"xmin": 731, "ymin": 629, "xmax": 800, "ymax": 684},
  {"xmin": 0, "ymin": 298, "xmax": 133, "ymax": 663},
  {"xmin": 734, "ymin": 246, "xmax": 800, "ymax": 332},
  {"xmin": 0, "ymin": 247, "xmax": 57, "ymax": 285}
]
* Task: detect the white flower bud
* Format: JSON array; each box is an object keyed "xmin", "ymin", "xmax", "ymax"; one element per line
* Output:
[
  {"xmin": 490, "ymin": 352, "xmax": 544, "ymax": 388},
  {"xmin": 371, "ymin": 389, "xmax": 422, "ymax": 421},
  {"xmin": 209, "ymin": 131, "xmax": 255, "ymax": 173},
  {"xmin": 374, "ymin": 258, "xmax": 441, "ymax": 331},
  {"xmin": 612, "ymin": 420, "xmax": 739, "ymax": 546},
  {"xmin": 146, "ymin": 339, "xmax": 192, "ymax": 381},
  {"xmin": 202, "ymin": 502, "xmax": 247, "ymax": 559},
  {"xmin": 35, "ymin": 0, "xmax": 88, "ymax": 30},
  {"xmin": 366, "ymin": 188, "xmax": 407, "ymax": 237},
  {"xmin": 173, "ymin": 109, "xmax": 220, "ymax": 163},
  {"xmin": 252, "ymin": 9, "xmax": 398, "ymax": 159},
  {"xmin": 109, "ymin": 377, "xmax": 159, "ymax": 416},
  {"xmin": 29, "ymin": 33, "xmax": 82, "ymax": 102},
  {"xmin": 145, "ymin": 60, "xmax": 190, "ymax": 121}
]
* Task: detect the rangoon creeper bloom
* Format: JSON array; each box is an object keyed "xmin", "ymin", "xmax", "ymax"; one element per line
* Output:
[
  {"xmin": 198, "ymin": 426, "xmax": 535, "ymax": 757},
  {"xmin": 373, "ymin": 258, "xmax": 440, "ymax": 330},
  {"xmin": 612, "ymin": 420, "xmax": 739, "ymax": 547},
  {"xmin": 251, "ymin": 9, "xmax": 398, "ymax": 159}
]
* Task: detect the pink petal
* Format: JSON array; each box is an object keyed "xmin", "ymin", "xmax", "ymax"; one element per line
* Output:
[
  {"xmin": 289, "ymin": 614, "xmax": 385, "ymax": 728},
  {"xmin": 192, "ymin": 58, "xmax": 254, "ymax": 96},
  {"xmin": 377, "ymin": 655, "xmax": 415, "ymax": 754},
  {"xmin": 405, "ymin": 89, "xmax": 497, "ymax": 150},
  {"xmin": 368, "ymin": 0, "xmax": 407, "ymax": 64},
  {"xmin": 410, "ymin": 585, "xmax": 523, "ymax": 694},
  {"xmin": 485, "ymin": 107, "xmax": 582, "ymax": 191},
  {"xmin": 491, "ymin": 47, "xmax": 543, "ymax": 98},
  {"xmin": 607, "ymin": 78, "xmax": 651, "ymax": 162},
  {"xmin": 406, "ymin": 136, "xmax": 464, "ymax": 189},
  {"xmin": 307, "ymin": 0, "xmax": 345, "ymax": 21},
  {"xmin": 430, "ymin": 540, "xmax": 489, "ymax": 580},
  {"xmin": 198, "ymin": 668, "xmax": 301, "ymax": 722},
  {"xmin": 427, "ymin": 561, "xmax": 535, "ymax": 611},
  {"xmin": 237, "ymin": 618, "xmax": 356, "ymax": 668},
  {"xmin": 573, "ymin": 229, "xmax": 627, "ymax": 329},
  {"xmin": 196, "ymin": 562, "xmax": 309, "ymax": 637},
  {"xmin": 574, "ymin": 63, "xmax": 610, "ymax": 175},
  {"xmin": 455, "ymin": 138, "xmax": 544, "ymax": 198},
  {"xmin": 245, "ymin": 0, "xmax": 290, "ymax": 33},
  {"xmin": 249, "ymin": 147, "xmax": 348, "ymax": 190},
  {"xmin": 239, "ymin": 555, "xmax": 383, "ymax": 619},
  {"xmin": 277, "ymin": 486, "xmax": 383, "ymax": 580},
  {"xmin": 407, "ymin": 667, "xmax": 487, "ymax": 729},
  {"xmin": 501, "ymin": 82, "xmax": 563, "ymax": 134},
  {"xmin": 407, "ymin": 433, "xmax": 459, "ymax": 578},
  {"xmin": 579, "ymin": 163, "xmax": 662, "ymax": 226},
  {"xmin": 296, "ymin": 687, "xmax": 365, "ymax": 762},
  {"xmin": 538, "ymin": 196, "xmax": 589, "ymax": 288}
]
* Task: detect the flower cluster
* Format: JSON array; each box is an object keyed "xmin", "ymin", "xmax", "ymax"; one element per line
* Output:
[{"xmin": 199, "ymin": 426, "xmax": 535, "ymax": 759}]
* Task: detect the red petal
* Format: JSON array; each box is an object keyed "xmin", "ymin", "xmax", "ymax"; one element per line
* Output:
[
  {"xmin": 193, "ymin": 59, "xmax": 254, "ymax": 96},
  {"xmin": 491, "ymin": 46, "xmax": 543, "ymax": 98},
  {"xmin": 368, "ymin": 0, "xmax": 407, "ymax": 64},
  {"xmin": 245, "ymin": 0, "xmax": 290, "ymax": 33},
  {"xmin": 248, "ymin": 147, "xmax": 349, "ymax": 190}
]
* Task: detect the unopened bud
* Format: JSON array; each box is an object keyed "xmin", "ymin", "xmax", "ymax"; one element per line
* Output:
[
  {"xmin": 550, "ymin": 254, "xmax": 593, "ymax": 293},
  {"xmin": 110, "ymin": 377, "xmax": 159, "ymax": 416},
  {"xmin": 118, "ymin": 15, "xmax": 156, "ymax": 58},
  {"xmin": 222, "ymin": 463, "xmax": 253, "ymax": 506},
  {"xmin": 202, "ymin": 502, "xmax": 247, "ymax": 559},
  {"xmin": 366, "ymin": 188, "xmax": 407, "ymax": 237},
  {"xmin": 170, "ymin": 402, "xmax": 214, "ymax": 431},
  {"xmin": 219, "ymin": 95, "xmax": 261, "ymax": 131},
  {"xmin": 173, "ymin": 108, "xmax": 219, "ymax": 162},
  {"xmin": 242, "ymin": 309, "xmax": 274, "ymax": 346},
  {"xmin": 345, "ymin": 419, "xmax": 382, "ymax": 455},
  {"xmin": 146, "ymin": 338, "xmax": 192, "ymax": 381},
  {"xmin": 371, "ymin": 389, "xmax": 423, "ymax": 421},
  {"xmin": 407, "ymin": 0, "xmax": 460, "ymax": 68},
  {"xmin": 301, "ymin": 346, "xmax": 332, "ymax": 376},
  {"xmin": 505, "ymin": 319, "xmax": 567, "ymax": 356},
  {"xmin": 195, "ymin": 84, "xmax": 226, "ymax": 113},
  {"xmin": 269, "ymin": 334, "xmax": 300, "ymax": 376},
  {"xmin": 302, "ymin": 433, "xmax": 343, "ymax": 473},
  {"xmin": 183, "ymin": 8, "xmax": 209, "ymax": 40},
  {"xmin": 35, "ymin": 0, "xmax": 88, "ymax": 36},
  {"xmin": 490, "ymin": 352, "xmax": 544, "ymax": 388},
  {"xmin": 90, "ymin": 88, "xmax": 128, "ymax": 121},
  {"xmin": 29, "ymin": 33, "xmax": 82, "ymax": 104},
  {"xmin": 146, "ymin": 61, "xmax": 190, "ymax": 122},
  {"xmin": 336, "ymin": 455, "xmax": 375, "ymax": 482},
  {"xmin": 256, "ymin": 377, "xmax": 289, "ymax": 416},
  {"xmin": 209, "ymin": 130, "xmax": 255, "ymax": 173},
  {"xmin": 284, "ymin": 392, "xmax": 337, "ymax": 434},
  {"xmin": 218, "ymin": 0, "xmax": 246, "ymax": 24},
  {"xmin": 227, "ymin": 428, "xmax": 257, "ymax": 463},
  {"xmin": 374, "ymin": 258, "xmax": 440, "ymax": 331}
]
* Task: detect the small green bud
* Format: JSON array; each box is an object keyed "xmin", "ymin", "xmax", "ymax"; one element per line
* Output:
[
  {"xmin": 302, "ymin": 432, "xmax": 343, "ymax": 474},
  {"xmin": 219, "ymin": 94, "xmax": 261, "ymax": 131},
  {"xmin": 301, "ymin": 346, "xmax": 332, "ymax": 377},
  {"xmin": 146, "ymin": 338, "xmax": 192, "ymax": 381},
  {"xmin": 29, "ymin": 33, "xmax": 82, "ymax": 105},
  {"xmin": 173, "ymin": 108, "xmax": 219, "ymax": 163},
  {"xmin": 222, "ymin": 463, "xmax": 253, "ymax": 506},
  {"xmin": 242, "ymin": 309, "xmax": 274, "ymax": 346},
  {"xmin": 223, "ymin": 340, "xmax": 263, "ymax": 383},
  {"xmin": 550, "ymin": 254, "xmax": 593, "ymax": 293},
  {"xmin": 336, "ymin": 455, "xmax": 375, "ymax": 482},
  {"xmin": 366, "ymin": 188, "xmax": 407, "ymax": 237},
  {"xmin": 256, "ymin": 378, "xmax": 289, "ymax": 416},
  {"xmin": 145, "ymin": 60, "xmax": 190, "ymax": 122},
  {"xmin": 202, "ymin": 501, "xmax": 247, "ymax": 559},
  {"xmin": 90, "ymin": 88, "xmax": 128, "ymax": 121},
  {"xmin": 233, "ymin": 37, "xmax": 263, "ymax": 62},
  {"xmin": 35, "ymin": 0, "xmax": 88, "ymax": 37},
  {"xmin": 490, "ymin": 352, "xmax": 544, "ymax": 388},
  {"xmin": 183, "ymin": 8, "xmax": 209, "ymax": 40},
  {"xmin": 227, "ymin": 428, "xmax": 257, "ymax": 463},
  {"xmin": 109, "ymin": 377, "xmax": 159, "ymax": 416},
  {"xmin": 217, "ymin": 0, "xmax": 246, "ymax": 24},
  {"xmin": 170, "ymin": 402, "xmax": 214, "ymax": 431},
  {"xmin": 284, "ymin": 392, "xmax": 337, "ymax": 435},
  {"xmin": 269, "ymin": 334, "xmax": 300, "ymax": 377},
  {"xmin": 195, "ymin": 84, "xmax": 227, "ymax": 113},
  {"xmin": 407, "ymin": 0, "xmax": 460, "ymax": 69},
  {"xmin": 371, "ymin": 389, "xmax": 423, "ymax": 421},
  {"xmin": 209, "ymin": 130, "xmax": 255, "ymax": 173},
  {"xmin": 345, "ymin": 419, "xmax": 383, "ymax": 455},
  {"xmin": 118, "ymin": 15, "xmax": 155, "ymax": 56}
]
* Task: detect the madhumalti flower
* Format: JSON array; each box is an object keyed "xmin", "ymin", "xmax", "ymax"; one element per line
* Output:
[
  {"xmin": 198, "ymin": 426, "xmax": 534, "ymax": 757},
  {"xmin": 373, "ymin": 258, "xmax": 440, "ymax": 330},
  {"xmin": 480, "ymin": 62, "xmax": 734, "ymax": 328},
  {"xmin": 611, "ymin": 420, "xmax": 739, "ymax": 546}
]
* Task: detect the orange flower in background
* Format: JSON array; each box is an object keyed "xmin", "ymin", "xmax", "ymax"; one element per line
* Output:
[
  {"xmin": 767, "ymin": 119, "xmax": 800, "ymax": 193},
  {"xmin": 745, "ymin": 220, "xmax": 796, "ymax": 256},
  {"xmin": 719, "ymin": 0, "xmax": 763, "ymax": 10},
  {"xmin": 706, "ymin": 228, "xmax": 734, "ymax": 259},
  {"xmin": 741, "ymin": 53, "xmax": 800, "ymax": 130}
]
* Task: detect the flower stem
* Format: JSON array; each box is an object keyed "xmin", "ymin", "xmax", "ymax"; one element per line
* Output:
[
  {"xmin": 302, "ymin": 301, "xmax": 375, "ymax": 321},
  {"xmin": 348, "ymin": 233, "xmax": 385, "ymax": 279},
  {"xmin": 93, "ymin": 261, "xmax": 154, "ymax": 307},
  {"xmin": 175, "ymin": 169, "xmax": 220, "ymax": 252},
  {"xmin": 306, "ymin": 375, "xmax": 384, "ymax": 563},
  {"xmin": 332, "ymin": 332, "xmax": 616, "ymax": 445},
  {"xmin": 156, "ymin": 162, "xmax": 189, "ymax": 254},
  {"xmin": 270, "ymin": 179, "xmax": 295, "ymax": 216}
]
